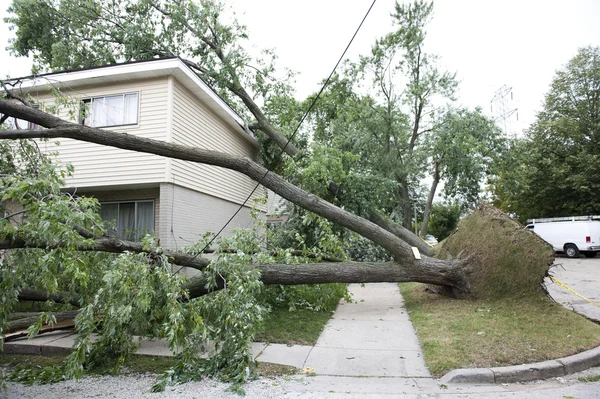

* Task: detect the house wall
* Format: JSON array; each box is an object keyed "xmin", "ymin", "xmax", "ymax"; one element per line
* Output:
[
  {"xmin": 158, "ymin": 183, "xmax": 261, "ymax": 251},
  {"xmin": 170, "ymin": 79, "xmax": 264, "ymax": 207},
  {"xmin": 33, "ymin": 77, "xmax": 170, "ymax": 189},
  {"xmin": 18, "ymin": 66, "xmax": 267, "ymax": 253}
]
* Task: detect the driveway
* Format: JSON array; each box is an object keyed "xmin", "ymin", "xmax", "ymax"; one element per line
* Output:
[{"xmin": 545, "ymin": 256, "xmax": 600, "ymax": 323}]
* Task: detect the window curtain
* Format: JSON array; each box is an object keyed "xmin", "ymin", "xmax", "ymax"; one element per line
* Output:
[
  {"xmin": 135, "ymin": 201, "xmax": 154, "ymax": 240},
  {"xmin": 99, "ymin": 203, "xmax": 119, "ymax": 236},
  {"xmin": 117, "ymin": 202, "xmax": 135, "ymax": 240},
  {"xmin": 91, "ymin": 97, "xmax": 107, "ymax": 127},
  {"xmin": 99, "ymin": 200, "xmax": 154, "ymax": 241},
  {"xmin": 123, "ymin": 94, "xmax": 139, "ymax": 125},
  {"xmin": 90, "ymin": 94, "xmax": 138, "ymax": 127}
]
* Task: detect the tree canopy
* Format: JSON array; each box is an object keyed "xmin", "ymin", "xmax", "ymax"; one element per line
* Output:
[
  {"xmin": 491, "ymin": 46, "xmax": 600, "ymax": 220},
  {"xmin": 301, "ymin": 1, "xmax": 501, "ymax": 236}
]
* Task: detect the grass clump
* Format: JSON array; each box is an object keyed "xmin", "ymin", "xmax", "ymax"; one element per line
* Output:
[
  {"xmin": 579, "ymin": 375, "xmax": 600, "ymax": 383},
  {"xmin": 256, "ymin": 283, "xmax": 347, "ymax": 345},
  {"xmin": 256, "ymin": 306, "xmax": 333, "ymax": 345},
  {"xmin": 400, "ymin": 282, "xmax": 600, "ymax": 377},
  {"xmin": 437, "ymin": 204, "xmax": 554, "ymax": 300}
]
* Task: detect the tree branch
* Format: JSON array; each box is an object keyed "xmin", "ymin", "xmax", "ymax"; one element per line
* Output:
[{"xmin": 0, "ymin": 235, "xmax": 210, "ymax": 271}]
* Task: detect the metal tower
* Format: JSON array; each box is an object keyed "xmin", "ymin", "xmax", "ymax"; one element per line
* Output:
[{"xmin": 490, "ymin": 85, "xmax": 518, "ymax": 137}]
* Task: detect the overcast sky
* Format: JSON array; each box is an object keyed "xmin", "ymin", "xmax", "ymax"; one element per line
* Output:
[{"xmin": 2, "ymin": 0, "xmax": 599, "ymax": 135}]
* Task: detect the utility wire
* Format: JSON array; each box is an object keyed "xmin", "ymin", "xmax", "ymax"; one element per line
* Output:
[{"xmin": 182, "ymin": 0, "xmax": 378, "ymax": 268}]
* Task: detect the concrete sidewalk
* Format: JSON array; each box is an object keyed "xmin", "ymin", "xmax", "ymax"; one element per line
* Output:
[
  {"xmin": 4, "ymin": 283, "xmax": 430, "ymax": 379},
  {"xmin": 304, "ymin": 283, "xmax": 429, "ymax": 377}
]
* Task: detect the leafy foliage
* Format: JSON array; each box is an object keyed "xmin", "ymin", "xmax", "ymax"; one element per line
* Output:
[
  {"xmin": 427, "ymin": 107, "xmax": 504, "ymax": 206},
  {"xmin": 0, "ymin": 140, "xmax": 270, "ymax": 389},
  {"xmin": 427, "ymin": 203, "xmax": 460, "ymax": 241}
]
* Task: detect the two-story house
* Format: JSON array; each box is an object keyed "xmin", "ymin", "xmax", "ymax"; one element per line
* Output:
[{"xmin": 8, "ymin": 57, "xmax": 264, "ymax": 251}]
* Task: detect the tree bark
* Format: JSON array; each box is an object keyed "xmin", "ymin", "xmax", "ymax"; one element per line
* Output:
[
  {"xmin": 6, "ymin": 310, "xmax": 80, "ymax": 332},
  {"xmin": 398, "ymin": 178, "xmax": 413, "ymax": 230},
  {"xmin": 185, "ymin": 258, "xmax": 470, "ymax": 298},
  {"xmin": 419, "ymin": 164, "xmax": 440, "ymax": 237}
]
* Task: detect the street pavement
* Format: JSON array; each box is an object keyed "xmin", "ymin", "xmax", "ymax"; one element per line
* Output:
[{"xmin": 545, "ymin": 256, "xmax": 600, "ymax": 323}]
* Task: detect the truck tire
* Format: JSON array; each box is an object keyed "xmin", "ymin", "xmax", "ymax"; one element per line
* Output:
[
  {"xmin": 564, "ymin": 244, "xmax": 580, "ymax": 258},
  {"xmin": 583, "ymin": 252, "xmax": 598, "ymax": 258}
]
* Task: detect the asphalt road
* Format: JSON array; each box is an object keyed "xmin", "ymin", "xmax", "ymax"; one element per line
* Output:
[{"xmin": 545, "ymin": 256, "xmax": 600, "ymax": 323}]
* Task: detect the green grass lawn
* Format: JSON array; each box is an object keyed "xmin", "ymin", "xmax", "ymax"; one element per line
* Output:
[
  {"xmin": 255, "ymin": 306, "xmax": 334, "ymax": 345},
  {"xmin": 400, "ymin": 282, "xmax": 600, "ymax": 377}
]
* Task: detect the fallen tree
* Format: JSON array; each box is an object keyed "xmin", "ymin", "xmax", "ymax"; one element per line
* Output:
[{"xmin": 0, "ymin": 98, "xmax": 473, "ymax": 296}]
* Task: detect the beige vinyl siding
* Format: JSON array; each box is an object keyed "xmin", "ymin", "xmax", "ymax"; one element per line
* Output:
[
  {"xmin": 34, "ymin": 77, "xmax": 169, "ymax": 188},
  {"xmin": 170, "ymin": 79, "xmax": 262, "ymax": 207},
  {"xmin": 158, "ymin": 183, "xmax": 261, "ymax": 251}
]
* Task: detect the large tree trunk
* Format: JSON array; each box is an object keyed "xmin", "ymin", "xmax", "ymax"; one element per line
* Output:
[
  {"xmin": 419, "ymin": 164, "xmax": 440, "ymax": 237},
  {"xmin": 185, "ymin": 258, "xmax": 470, "ymax": 298},
  {"xmin": 397, "ymin": 177, "xmax": 413, "ymax": 230}
]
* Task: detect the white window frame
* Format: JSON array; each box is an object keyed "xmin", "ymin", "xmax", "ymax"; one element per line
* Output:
[
  {"xmin": 81, "ymin": 92, "xmax": 139, "ymax": 128},
  {"xmin": 99, "ymin": 199, "xmax": 154, "ymax": 241}
]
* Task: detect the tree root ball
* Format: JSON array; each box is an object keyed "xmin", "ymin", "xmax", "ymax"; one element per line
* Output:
[{"xmin": 436, "ymin": 204, "xmax": 554, "ymax": 300}]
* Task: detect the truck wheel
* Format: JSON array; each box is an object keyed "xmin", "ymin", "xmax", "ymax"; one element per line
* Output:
[
  {"xmin": 583, "ymin": 252, "xmax": 598, "ymax": 258},
  {"xmin": 564, "ymin": 244, "xmax": 580, "ymax": 258}
]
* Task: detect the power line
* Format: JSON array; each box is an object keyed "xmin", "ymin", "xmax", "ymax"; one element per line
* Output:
[{"xmin": 182, "ymin": 0, "xmax": 378, "ymax": 268}]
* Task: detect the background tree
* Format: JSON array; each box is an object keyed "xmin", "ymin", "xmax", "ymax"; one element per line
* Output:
[
  {"xmin": 420, "ymin": 106, "xmax": 503, "ymax": 236},
  {"xmin": 306, "ymin": 4, "xmax": 500, "ymax": 237},
  {"xmin": 427, "ymin": 202, "xmax": 460, "ymax": 241},
  {"xmin": 491, "ymin": 46, "xmax": 600, "ymax": 220},
  {"xmin": 348, "ymin": 0, "xmax": 457, "ymax": 230}
]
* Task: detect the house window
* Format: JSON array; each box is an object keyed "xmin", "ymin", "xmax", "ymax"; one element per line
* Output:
[
  {"xmin": 99, "ymin": 200, "xmax": 154, "ymax": 241},
  {"xmin": 81, "ymin": 93, "xmax": 139, "ymax": 127}
]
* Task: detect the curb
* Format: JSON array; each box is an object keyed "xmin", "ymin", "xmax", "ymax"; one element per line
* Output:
[{"xmin": 440, "ymin": 345, "xmax": 600, "ymax": 384}]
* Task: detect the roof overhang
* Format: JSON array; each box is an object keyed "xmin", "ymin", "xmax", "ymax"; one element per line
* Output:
[{"xmin": 7, "ymin": 58, "xmax": 258, "ymax": 146}]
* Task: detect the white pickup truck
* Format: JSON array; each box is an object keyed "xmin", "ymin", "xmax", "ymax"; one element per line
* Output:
[{"xmin": 526, "ymin": 216, "xmax": 600, "ymax": 258}]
